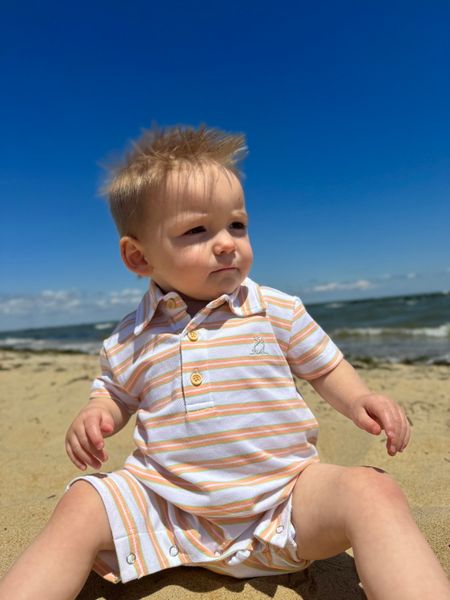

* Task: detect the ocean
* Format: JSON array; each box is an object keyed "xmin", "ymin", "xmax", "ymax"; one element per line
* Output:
[{"xmin": 0, "ymin": 292, "xmax": 449, "ymax": 365}]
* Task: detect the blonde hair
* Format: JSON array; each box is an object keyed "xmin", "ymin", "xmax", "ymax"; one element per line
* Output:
[{"xmin": 101, "ymin": 124, "xmax": 248, "ymax": 236}]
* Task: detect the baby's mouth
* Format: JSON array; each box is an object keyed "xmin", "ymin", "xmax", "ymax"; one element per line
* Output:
[{"xmin": 212, "ymin": 266, "xmax": 238, "ymax": 273}]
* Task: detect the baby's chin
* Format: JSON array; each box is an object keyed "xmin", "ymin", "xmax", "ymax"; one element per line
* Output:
[{"xmin": 179, "ymin": 273, "xmax": 248, "ymax": 303}]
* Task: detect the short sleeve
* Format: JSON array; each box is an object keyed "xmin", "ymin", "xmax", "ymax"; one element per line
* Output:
[
  {"xmin": 89, "ymin": 344, "xmax": 140, "ymax": 414},
  {"xmin": 286, "ymin": 297, "xmax": 344, "ymax": 380}
]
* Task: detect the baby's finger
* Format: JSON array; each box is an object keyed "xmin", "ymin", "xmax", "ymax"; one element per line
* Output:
[
  {"xmin": 65, "ymin": 441, "xmax": 87, "ymax": 471},
  {"xmin": 85, "ymin": 417, "xmax": 105, "ymax": 450},
  {"xmin": 82, "ymin": 438, "xmax": 108, "ymax": 464},
  {"xmin": 67, "ymin": 434, "xmax": 103, "ymax": 470},
  {"xmin": 403, "ymin": 418, "xmax": 412, "ymax": 450},
  {"xmin": 82, "ymin": 433, "xmax": 109, "ymax": 464},
  {"xmin": 100, "ymin": 413, "xmax": 114, "ymax": 437},
  {"xmin": 354, "ymin": 406, "xmax": 382, "ymax": 435},
  {"xmin": 385, "ymin": 405, "xmax": 407, "ymax": 455},
  {"xmin": 399, "ymin": 408, "xmax": 411, "ymax": 452},
  {"xmin": 394, "ymin": 405, "xmax": 409, "ymax": 452}
]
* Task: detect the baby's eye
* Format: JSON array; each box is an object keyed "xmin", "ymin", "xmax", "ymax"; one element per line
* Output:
[
  {"xmin": 230, "ymin": 221, "xmax": 247, "ymax": 231},
  {"xmin": 184, "ymin": 226, "xmax": 206, "ymax": 235}
]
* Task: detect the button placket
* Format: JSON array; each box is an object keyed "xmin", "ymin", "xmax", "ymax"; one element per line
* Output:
[{"xmin": 180, "ymin": 316, "xmax": 214, "ymax": 413}]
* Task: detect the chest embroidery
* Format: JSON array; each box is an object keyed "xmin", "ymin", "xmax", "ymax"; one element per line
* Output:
[{"xmin": 251, "ymin": 336, "xmax": 267, "ymax": 355}]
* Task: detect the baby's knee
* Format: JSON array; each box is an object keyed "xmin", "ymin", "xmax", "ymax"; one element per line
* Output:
[
  {"xmin": 343, "ymin": 466, "xmax": 408, "ymax": 508},
  {"xmin": 57, "ymin": 480, "xmax": 100, "ymax": 514},
  {"xmin": 52, "ymin": 481, "xmax": 113, "ymax": 552}
]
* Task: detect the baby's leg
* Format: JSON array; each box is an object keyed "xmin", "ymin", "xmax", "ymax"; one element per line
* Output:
[
  {"xmin": 0, "ymin": 481, "xmax": 114, "ymax": 600},
  {"xmin": 292, "ymin": 463, "xmax": 450, "ymax": 600}
]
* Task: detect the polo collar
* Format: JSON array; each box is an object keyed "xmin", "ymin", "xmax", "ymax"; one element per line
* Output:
[{"xmin": 133, "ymin": 277, "xmax": 266, "ymax": 336}]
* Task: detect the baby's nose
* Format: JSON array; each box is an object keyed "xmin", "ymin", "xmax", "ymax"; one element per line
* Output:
[{"xmin": 213, "ymin": 231, "xmax": 236, "ymax": 254}]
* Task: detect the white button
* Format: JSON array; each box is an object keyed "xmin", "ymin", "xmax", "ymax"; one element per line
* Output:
[
  {"xmin": 214, "ymin": 550, "xmax": 221, "ymax": 557},
  {"xmin": 276, "ymin": 525, "xmax": 284, "ymax": 534},
  {"xmin": 241, "ymin": 549, "xmax": 251, "ymax": 558},
  {"xmin": 126, "ymin": 552, "xmax": 136, "ymax": 564},
  {"xmin": 169, "ymin": 545, "xmax": 179, "ymax": 557}
]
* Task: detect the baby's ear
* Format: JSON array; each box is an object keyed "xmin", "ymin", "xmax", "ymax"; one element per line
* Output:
[{"xmin": 119, "ymin": 236, "xmax": 153, "ymax": 276}]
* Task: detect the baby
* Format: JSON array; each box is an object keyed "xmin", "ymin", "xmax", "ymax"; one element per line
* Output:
[{"xmin": 1, "ymin": 125, "xmax": 449, "ymax": 600}]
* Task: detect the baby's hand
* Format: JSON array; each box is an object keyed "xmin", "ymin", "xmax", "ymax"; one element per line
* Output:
[
  {"xmin": 65, "ymin": 403, "xmax": 115, "ymax": 470},
  {"xmin": 350, "ymin": 393, "xmax": 411, "ymax": 456}
]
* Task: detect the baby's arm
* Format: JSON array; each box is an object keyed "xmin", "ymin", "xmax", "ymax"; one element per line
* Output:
[
  {"xmin": 65, "ymin": 395, "xmax": 131, "ymax": 471},
  {"xmin": 309, "ymin": 359, "xmax": 411, "ymax": 455}
]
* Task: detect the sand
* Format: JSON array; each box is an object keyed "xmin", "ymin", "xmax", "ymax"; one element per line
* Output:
[{"xmin": 0, "ymin": 349, "xmax": 449, "ymax": 599}]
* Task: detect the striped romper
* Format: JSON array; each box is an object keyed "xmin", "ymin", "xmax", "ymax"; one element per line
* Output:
[{"xmin": 70, "ymin": 277, "xmax": 343, "ymax": 582}]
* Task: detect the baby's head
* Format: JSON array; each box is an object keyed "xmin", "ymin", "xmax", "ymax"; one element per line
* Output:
[{"xmin": 103, "ymin": 125, "xmax": 254, "ymax": 303}]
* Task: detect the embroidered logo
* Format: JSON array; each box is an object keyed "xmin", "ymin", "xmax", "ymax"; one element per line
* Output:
[{"xmin": 251, "ymin": 336, "xmax": 267, "ymax": 355}]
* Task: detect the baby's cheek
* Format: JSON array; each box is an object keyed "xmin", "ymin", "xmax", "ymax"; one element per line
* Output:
[{"xmin": 176, "ymin": 246, "xmax": 204, "ymax": 265}]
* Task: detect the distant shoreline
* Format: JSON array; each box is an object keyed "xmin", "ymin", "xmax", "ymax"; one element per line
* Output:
[
  {"xmin": 1, "ymin": 290, "xmax": 449, "ymax": 335},
  {"xmin": 1, "ymin": 290, "xmax": 448, "ymax": 364},
  {"xmin": 0, "ymin": 346, "xmax": 448, "ymax": 368}
]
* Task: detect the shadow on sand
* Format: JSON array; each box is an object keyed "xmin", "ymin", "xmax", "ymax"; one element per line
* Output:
[{"xmin": 76, "ymin": 552, "xmax": 366, "ymax": 599}]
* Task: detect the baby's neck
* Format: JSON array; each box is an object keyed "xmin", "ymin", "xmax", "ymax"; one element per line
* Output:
[{"xmin": 181, "ymin": 297, "xmax": 209, "ymax": 319}]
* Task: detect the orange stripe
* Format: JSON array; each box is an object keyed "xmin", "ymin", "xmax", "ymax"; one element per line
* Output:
[
  {"xmin": 92, "ymin": 556, "xmax": 121, "ymax": 583},
  {"xmin": 120, "ymin": 471, "xmax": 170, "ymax": 570},
  {"xmin": 126, "ymin": 456, "xmax": 309, "ymax": 494},
  {"xmin": 139, "ymin": 355, "xmax": 288, "ymax": 395},
  {"xmin": 166, "ymin": 440, "xmax": 311, "ymax": 474},
  {"xmin": 289, "ymin": 321, "xmax": 320, "ymax": 347},
  {"xmin": 298, "ymin": 350, "xmax": 343, "ymax": 380},
  {"xmin": 182, "ymin": 354, "xmax": 286, "ymax": 370},
  {"xmin": 202, "ymin": 314, "xmax": 266, "ymax": 331},
  {"xmin": 104, "ymin": 476, "xmax": 146, "ymax": 578},
  {"xmin": 175, "ymin": 481, "xmax": 294, "ymax": 517},
  {"xmin": 263, "ymin": 296, "xmax": 294, "ymax": 309},
  {"xmin": 175, "ymin": 510, "xmax": 226, "ymax": 558},
  {"xmin": 141, "ymin": 398, "xmax": 306, "ymax": 428},
  {"xmin": 290, "ymin": 337, "xmax": 331, "ymax": 366},
  {"xmin": 151, "ymin": 494, "xmax": 191, "ymax": 566},
  {"xmin": 136, "ymin": 419, "xmax": 318, "ymax": 453},
  {"xmin": 122, "ymin": 345, "xmax": 179, "ymax": 388},
  {"xmin": 182, "ymin": 377, "xmax": 295, "ymax": 399}
]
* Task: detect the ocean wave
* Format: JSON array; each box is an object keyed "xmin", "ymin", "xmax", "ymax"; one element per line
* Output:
[
  {"xmin": 0, "ymin": 337, "xmax": 38, "ymax": 346},
  {"xmin": 333, "ymin": 324, "xmax": 450, "ymax": 339},
  {"xmin": 94, "ymin": 322, "xmax": 115, "ymax": 330},
  {"xmin": 0, "ymin": 337, "xmax": 100, "ymax": 354},
  {"xmin": 324, "ymin": 302, "xmax": 344, "ymax": 309}
]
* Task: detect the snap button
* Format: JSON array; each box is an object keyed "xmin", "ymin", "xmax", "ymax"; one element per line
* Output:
[
  {"xmin": 169, "ymin": 545, "xmax": 179, "ymax": 557},
  {"xmin": 166, "ymin": 298, "xmax": 177, "ymax": 310},
  {"xmin": 190, "ymin": 372, "xmax": 203, "ymax": 386},
  {"xmin": 276, "ymin": 525, "xmax": 284, "ymax": 534},
  {"xmin": 187, "ymin": 330, "xmax": 199, "ymax": 342},
  {"xmin": 126, "ymin": 552, "xmax": 136, "ymax": 564}
]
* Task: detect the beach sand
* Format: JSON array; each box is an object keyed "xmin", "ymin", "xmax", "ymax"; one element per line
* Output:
[{"xmin": 0, "ymin": 349, "xmax": 449, "ymax": 599}]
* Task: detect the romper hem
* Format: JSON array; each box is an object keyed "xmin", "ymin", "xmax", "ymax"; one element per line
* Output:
[{"xmin": 67, "ymin": 468, "xmax": 312, "ymax": 583}]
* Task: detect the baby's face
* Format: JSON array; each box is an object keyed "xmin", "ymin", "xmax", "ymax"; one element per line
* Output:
[{"xmin": 137, "ymin": 164, "xmax": 253, "ymax": 303}]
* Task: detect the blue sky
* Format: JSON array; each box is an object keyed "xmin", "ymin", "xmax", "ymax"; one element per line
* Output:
[{"xmin": 1, "ymin": 1, "xmax": 449, "ymax": 330}]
